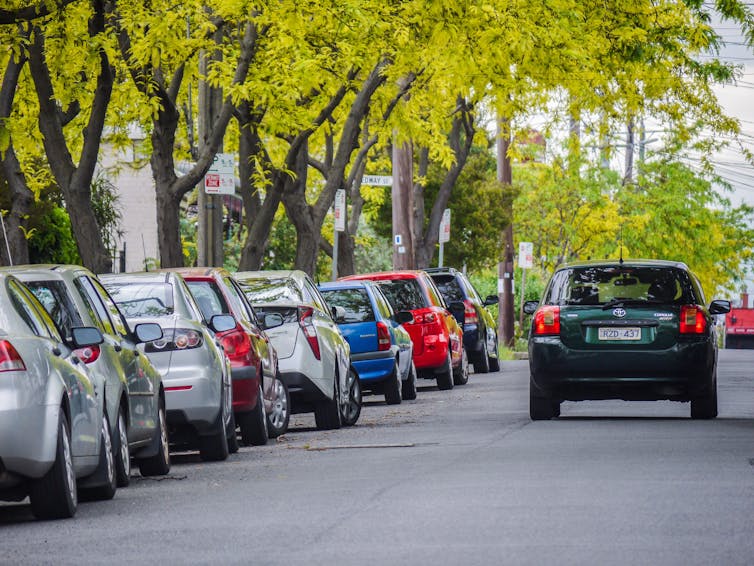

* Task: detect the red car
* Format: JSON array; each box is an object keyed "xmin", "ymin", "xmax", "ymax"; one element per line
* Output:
[
  {"xmin": 170, "ymin": 268, "xmax": 290, "ymax": 444},
  {"xmin": 340, "ymin": 271, "xmax": 468, "ymax": 389}
]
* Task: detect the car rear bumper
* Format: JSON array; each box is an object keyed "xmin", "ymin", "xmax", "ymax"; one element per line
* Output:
[
  {"xmin": 529, "ymin": 336, "xmax": 716, "ymax": 401},
  {"xmin": 230, "ymin": 365, "xmax": 261, "ymax": 413},
  {"xmin": 0, "ymin": 404, "xmax": 59, "ymax": 482},
  {"xmin": 280, "ymin": 371, "xmax": 331, "ymax": 412},
  {"xmin": 463, "ymin": 324, "xmax": 482, "ymax": 351},
  {"xmin": 351, "ymin": 351, "xmax": 396, "ymax": 385},
  {"xmin": 162, "ymin": 364, "xmax": 222, "ymax": 431},
  {"xmin": 413, "ymin": 336, "xmax": 451, "ymax": 371}
]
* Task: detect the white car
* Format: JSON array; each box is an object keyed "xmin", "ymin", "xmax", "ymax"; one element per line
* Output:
[{"xmin": 234, "ymin": 270, "xmax": 361, "ymax": 429}]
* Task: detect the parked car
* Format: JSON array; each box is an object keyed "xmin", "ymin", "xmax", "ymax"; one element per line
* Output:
[
  {"xmin": 101, "ymin": 272, "xmax": 237, "ymax": 461},
  {"xmin": 523, "ymin": 259, "xmax": 731, "ymax": 420},
  {"xmin": 425, "ymin": 267, "xmax": 500, "ymax": 373},
  {"xmin": 4, "ymin": 265, "xmax": 169, "ymax": 484},
  {"xmin": 0, "ymin": 273, "xmax": 115, "ymax": 519},
  {"xmin": 234, "ymin": 270, "xmax": 361, "ymax": 429},
  {"xmin": 170, "ymin": 267, "xmax": 290, "ymax": 444},
  {"xmin": 319, "ymin": 280, "xmax": 417, "ymax": 404},
  {"xmin": 341, "ymin": 271, "xmax": 468, "ymax": 390}
]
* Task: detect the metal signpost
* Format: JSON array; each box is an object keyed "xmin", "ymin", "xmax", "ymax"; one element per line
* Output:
[
  {"xmin": 332, "ymin": 189, "xmax": 346, "ymax": 281},
  {"xmin": 438, "ymin": 208, "xmax": 451, "ymax": 267},
  {"xmin": 518, "ymin": 241, "xmax": 533, "ymax": 325}
]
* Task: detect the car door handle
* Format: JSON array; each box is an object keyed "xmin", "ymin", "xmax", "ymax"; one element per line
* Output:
[
  {"xmin": 114, "ymin": 344, "xmax": 123, "ymax": 352},
  {"xmin": 51, "ymin": 346, "xmax": 61, "ymax": 356}
]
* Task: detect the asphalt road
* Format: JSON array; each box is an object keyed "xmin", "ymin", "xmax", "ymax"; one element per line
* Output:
[{"xmin": 2, "ymin": 350, "xmax": 754, "ymax": 566}]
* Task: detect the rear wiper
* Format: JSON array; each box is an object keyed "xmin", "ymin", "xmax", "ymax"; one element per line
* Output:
[{"xmin": 601, "ymin": 298, "xmax": 664, "ymax": 310}]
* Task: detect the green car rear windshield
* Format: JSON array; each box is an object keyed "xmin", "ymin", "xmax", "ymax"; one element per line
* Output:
[{"xmin": 543, "ymin": 265, "xmax": 697, "ymax": 306}]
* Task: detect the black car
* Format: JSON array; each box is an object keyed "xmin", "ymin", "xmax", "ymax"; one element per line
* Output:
[
  {"xmin": 425, "ymin": 267, "xmax": 500, "ymax": 373},
  {"xmin": 523, "ymin": 259, "xmax": 731, "ymax": 420}
]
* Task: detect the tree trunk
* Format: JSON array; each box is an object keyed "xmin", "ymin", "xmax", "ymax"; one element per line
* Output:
[{"xmin": 155, "ymin": 186, "xmax": 184, "ymax": 269}]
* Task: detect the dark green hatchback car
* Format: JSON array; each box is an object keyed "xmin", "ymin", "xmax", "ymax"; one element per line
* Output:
[{"xmin": 523, "ymin": 260, "xmax": 731, "ymax": 420}]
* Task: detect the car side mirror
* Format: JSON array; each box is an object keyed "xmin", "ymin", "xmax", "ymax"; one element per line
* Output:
[
  {"xmin": 709, "ymin": 299, "xmax": 731, "ymax": 315},
  {"xmin": 70, "ymin": 326, "xmax": 104, "ymax": 348},
  {"xmin": 394, "ymin": 310, "xmax": 414, "ymax": 325},
  {"xmin": 523, "ymin": 300, "xmax": 539, "ymax": 315},
  {"xmin": 209, "ymin": 314, "xmax": 236, "ymax": 333},
  {"xmin": 133, "ymin": 322, "xmax": 163, "ymax": 343},
  {"xmin": 263, "ymin": 312, "xmax": 284, "ymax": 330},
  {"xmin": 483, "ymin": 294, "xmax": 499, "ymax": 306},
  {"xmin": 448, "ymin": 301, "xmax": 466, "ymax": 323}
]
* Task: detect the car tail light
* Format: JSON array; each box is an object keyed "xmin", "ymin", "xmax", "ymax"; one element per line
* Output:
[
  {"xmin": 413, "ymin": 312, "xmax": 436, "ymax": 324},
  {"xmin": 298, "ymin": 306, "xmax": 321, "ymax": 360},
  {"xmin": 74, "ymin": 345, "xmax": 101, "ymax": 364},
  {"xmin": 680, "ymin": 305, "xmax": 706, "ymax": 334},
  {"xmin": 221, "ymin": 328, "xmax": 252, "ymax": 364},
  {"xmin": 146, "ymin": 328, "xmax": 203, "ymax": 352},
  {"xmin": 463, "ymin": 300, "xmax": 478, "ymax": 325},
  {"xmin": 533, "ymin": 306, "xmax": 560, "ymax": 335},
  {"xmin": 0, "ymin": 340, "xmax": 26, "ymax": 372},
  {"xmin": 376, "ymin": 321, "xmax": 391, "ymax": 351}
]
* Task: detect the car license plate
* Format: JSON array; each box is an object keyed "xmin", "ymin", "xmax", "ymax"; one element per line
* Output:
[{"xmin": 598, "ymin": 327, "xmax": 641, "ymax": 340}]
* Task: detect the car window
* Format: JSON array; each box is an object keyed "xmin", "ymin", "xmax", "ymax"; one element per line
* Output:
[
  {"xmin": 320, "ymin": 288, "xmax": 375, "ymax": 323},
  {"xmin": 461, "ymin": 275, "xmax": 483, "ymax": 303},
  {"xmin": 424, "ymin": 276, "xmax": 447, "ymax": 308},
  {"xmin": 75, "ymin": 277, "xmax": 116, "ymax": 335},
  {"xmin": 90, "ymin": 278, "xmax": 130, "ymax": 337},
  {"xmin": 105, "ymin": 282, "xmax": 174, "ymax": 317},
  {"xmin": 543, "ymin": 265, "xmax": 696, "ymax": 306},
  {"xmin": 303, "ymin": 277, "xmax": 330, "ymax": 314},
  {"xmin": 372, "ymin": 286, "xmax": 394, "ymax": 318},
  {"xmin": 186, "ymin": 280, "xmax": 230, "ymax": 321},
  {"xmin": 431, "ymin": 274, "xmax": 465, "ymax": 303},
  {"xmin": 375, "ymin": 278, "xmax": 426, "ymax": 311},
  {"xmin": 228, "ymin": 278, "xmax": 259, "ymax": 325},
  {"xmin": 9, "ymin": 280, "xmax": 62, "ymax": 340},
  {"xmin": 237, "ymin": 277, "xmax": 304, "ymax": 304},
  {"xmin": 25, "ymin": 280, "xmax": 84, "ymax": 339}
]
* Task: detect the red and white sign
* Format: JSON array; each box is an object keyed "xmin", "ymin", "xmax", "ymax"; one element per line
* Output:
[
  {"xmin": 204, "ymin": 153, "xmax": 235, "ymax": 195},
  {"xmin": 439, "ymin": 209, "xmax": 451, "ymax": 243},
  {"xmin": 334, "ymin": 189, "xmax": 346, "ymax": 232},
  {"xmin": 519, "ymin": 241, "xmax": 533, "ymax": 269}
]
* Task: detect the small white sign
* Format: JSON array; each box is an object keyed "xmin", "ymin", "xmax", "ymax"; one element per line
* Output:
[
  {"xmin": 334, "ymin": 189, "xmax": 346, "ymax": 232},
  {"xmin": 204, "ymin": 153, "xmax": 235, "ymax": 195},
  {"xmin": 519, "ymin": 241, "xmax": 534, "ymax": 269},
  {"xmin": 362, "ymin": 175, "xmax": 393, "ymax": 187},
  {"xmin": 439, "ymin": 209, "xmax": 451, "ymax": 243}
]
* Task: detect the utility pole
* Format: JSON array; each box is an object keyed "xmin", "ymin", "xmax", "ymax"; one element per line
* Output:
[
  {"xmin": 497, "ymin": 118, "xmax": 514, "ymax": 347},
  {"xmin": 392, "ymin": 138, "xmax": 415, "ymax": 270}
]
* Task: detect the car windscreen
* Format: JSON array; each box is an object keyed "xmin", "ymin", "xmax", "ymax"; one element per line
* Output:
[
  {"xmin": 24, "ymin": 280, "xmax": 84, "ymax": 337},
  {"xmin": 236, "ymin": 277, "xmax": 304, "ymax": 304},
  {"xmin": 104, "ymin": 282, "xmax": 175, "ymax": 317},
  {"xmin": 320, "ymin": 288, "xmax": 375, "ymax": 323},
  {"xmin": 430, "ymin": 274, "xmax": 464, "ymax": 303},
  {"xmin": 375, "ymin": 279, "xmax": 426, "ymax": 311},
  {"xmin": 543, "ymin": 266, "xmax": 696, "ymax": 306}
]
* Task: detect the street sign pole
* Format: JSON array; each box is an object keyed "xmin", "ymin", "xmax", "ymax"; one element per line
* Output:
[
  {"xmin": 332, "ymin": 189, "xmax": 346, "ymax": 281},
  {"xmin": 518, "ymin": 242, "xmax": 533, "ymax": 326},
  {"xmin": 438, "ymin": 208, "xmax": 450, "ymax": 268}
]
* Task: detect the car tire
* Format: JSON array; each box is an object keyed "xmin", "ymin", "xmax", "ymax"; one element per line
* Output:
[
  {"xmin": 453, "ymin": 347, "xmax": 470, "ymax": 386},
  {"xmin": 239, "ymin": 384, "xmax": 268, "ymax": 446},
  {"xmin": 80, "ymin": 413, "xmax": 117, "ymax": 501},
  {"xmin": 114, "ymin": 405, "xmax": 131, "ymax": 488},
  {"xmin": 227, "ymin": 410, "xmax": 240, "ymax": 453},
  {"xmin": 199, "ymin": 402, "xmax": 230, "ymax": 462},
  {"xmin": 315, "ymin": 373, "xmax": 342, "ymax": 430},
  {"xmin": 473, "ymin": 339, "xmax": 490, "ymax": 374},
  {"xmin": 138, "ymin": 400, "xmax": 170, "ymax": 477},
  {"xmin": 402, "ymin": 362, "xmax": 418, "ymax": 401},
  {"xmin": 436, "ymin": 350, "xmax": 454, "ymax": 391},
  {"xmin": 30, "ymin": 412, "xmax": 77, "ymax": 520},
  {"xmin": 488, "ymin": 335, "xmax": 500, "ymax": 372},
  {"xmin": 341, "ymin": 367, "xmax": 362, "ymax": 426},
  {"xmin": 267, "ymin": 376, "xmax": 290, "ymax": 438},
  {"xmin": 691, "ymin": 377, "xmax": 718, "ymax": 419},
  {"xmin": 530, "ymin": 381, "xmax": 554, "ymax": 421},
  {"xmin": 384, "ymin": 364, "xmax": 402, "ymax": 405}
]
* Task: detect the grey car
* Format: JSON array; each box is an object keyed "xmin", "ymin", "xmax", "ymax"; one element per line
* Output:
[
  {"xmin": 4, "ymin": 265, "xmax": 170, "ymax": 484},
  {"xmin": 0, "ymin": 273, "xmax": 116, "ymax": 519},
  {"xmin": 101, "ymin": 272, "xmax": 237, "ymax": 461}
]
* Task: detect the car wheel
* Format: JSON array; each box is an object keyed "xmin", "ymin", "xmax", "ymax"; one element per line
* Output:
[
  {"xmin": 199, "ymin": 399, "xmax": 230, "ymax": 462},
  {"xmin": 314, "ymin": 373, "xmax": 342, "ymax": 430},
  {"xmin": 30, "ymin": 412, "xmax": 77, "ymax": 520},
  {"xmin": 114, "ymin": 405, "xmax": 131, "ymax": 488},
  {"xmin": 239, "ymin": 384, "xmax": 268, "ymax": 446},
  {"xmin": 530, "ymin": 380, "xmax": 554, "ymax": 421},
  {"xmin": 384, "ymin": 364, "xmax": 402, "ymax": 405},
  {"xmin": 488, "ymin": 335, "xmax": 500, "ymax": 372},
  {"xmin": 691, "ymin": 376, "xmax": 718, "ymax": 419},
  {"xmin": 436, "ymin": 349, "xmax": 454, "ymax": 391},
  {"xmin": 138, "ymin": 400, "xmax": 170, "ymax": 477},
  {"xmin": 80, "ymin": 413, "xmax": 117, "ymax": 501},
  {"xmin": 341, "ymin": 367, "xmax": 362, "ymax": 426},
  {"xmin": 402, "ymin": 362, "xmax": 418, "ymax": 401},
  {"xmin": 453, "ymin": 347, "xmax": 470, "ymax": 386},
  {"xmin": 473, "ymin": 339, "xmax": 490, "ymax": 374},
  {"xmin": 227, "ymin": 410, "xmax": 240, "ymax": 453},
  {"xmin": 267, "ymin": 377, "xmax": 290, "ymax": 438}
]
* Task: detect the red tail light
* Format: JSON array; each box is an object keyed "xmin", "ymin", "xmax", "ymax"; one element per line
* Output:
[
  {"xmin": 463, "ymin": 300, "xmax": 478, "ymax": 325},
  {"xmin": 74, "ymin": 345, "xmax": 101, "ymax": 364},
  {"xmin": 533, "ymin": 306, "xmax": 560, "ymax": 335},
  {"xmin": 680, "ymin": 305, "xmax": 706, "ymax": 334},
  {"xmin": 298, "ymin": 306, "xmax": 321, "ymax": 360},
  {"xmin": 376, "ymin": 321, "xmax": 391, "ymax": 351},
  {"xmin": 0, "ymin": 340, "xmax": 26, "ymax": 372},
  {"xmin": 413, "ymin": 312, "xmax": 436, "ymax": 324},
  {"xmin": 221, "ymin": 328, "xmax": 252, "ymax": 364}
]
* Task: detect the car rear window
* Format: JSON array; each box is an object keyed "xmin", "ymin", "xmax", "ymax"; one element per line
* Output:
[
  {"xmin": 375, "ymin": 279, "xmax": 426, "ymax": 311},
  {"xmin": 430, "ymin": 274, "xmax": 465, "ymax": 303},
  {"xmin": 237, "ymin": 277, "xmax": 304, "ymax": 304},
  {"xmin": 543, "ymin": 265, "xmax": 696, "ymax": 306},
  {"xmin": 320, "ymin": 289, "xmax": 375, "ymax": 323},
  {"xmin": 254, "ymin": 306, "xmax": 299, "ymax": 324},
  {"xmin": 105, "ymin": 282, "xmax": 174, "ymax": 317}
]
